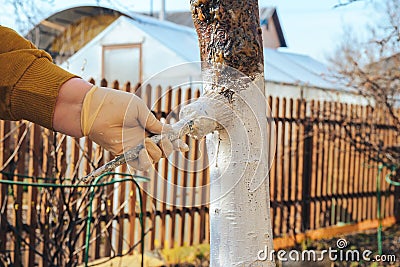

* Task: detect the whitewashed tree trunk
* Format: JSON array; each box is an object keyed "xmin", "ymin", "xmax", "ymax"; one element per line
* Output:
[
  {"xmin": 189, "ymin": 0, "xmax": 275, "ymax": 265},
  {"xmin": 205, "ymin": 77, "xmax": 275, "ymax": 266}
]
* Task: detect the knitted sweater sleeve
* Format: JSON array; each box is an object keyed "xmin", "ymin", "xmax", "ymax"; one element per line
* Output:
[{"xmin": 0, "ymin": 26, "xmax": 77, "ymax": 129}]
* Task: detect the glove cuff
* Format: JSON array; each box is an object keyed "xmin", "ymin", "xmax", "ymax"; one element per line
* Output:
[{"xmin": 81, "ymin": 85, "xmax": 108, "ymax": 136}]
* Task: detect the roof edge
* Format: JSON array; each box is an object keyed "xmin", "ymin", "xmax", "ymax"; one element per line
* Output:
[{"xmin": 271, "ymin": 9, "xmax": 287, "ymax": 48}]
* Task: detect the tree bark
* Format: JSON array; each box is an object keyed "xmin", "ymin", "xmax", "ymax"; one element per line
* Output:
[{"xmin": 190, "ymin": 0, "xmax": 274, "ymax": 265}]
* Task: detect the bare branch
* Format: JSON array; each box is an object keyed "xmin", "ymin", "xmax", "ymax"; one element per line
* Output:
[{"xmin": 333, "ymin": 0, "xmax": 364, "ymax": 8}]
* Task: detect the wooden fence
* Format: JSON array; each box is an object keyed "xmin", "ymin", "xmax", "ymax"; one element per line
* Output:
[{"xmin": 0, "ymin": 79, "xmax": 398, "ymax": 266}]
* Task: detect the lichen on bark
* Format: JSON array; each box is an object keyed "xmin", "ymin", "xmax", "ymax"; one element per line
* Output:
[{"xmin": 190, "ymin": 0, "xmax": 264, "ymax": 79}]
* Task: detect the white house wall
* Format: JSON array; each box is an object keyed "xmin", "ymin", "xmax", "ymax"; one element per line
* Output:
[
  {"xmin": 60, "ymin": 17, "xmax": 200, "ymax": 88},
  {"xmin": 266, "ymin": 82, "xmax": 370, "ymax": 106}
]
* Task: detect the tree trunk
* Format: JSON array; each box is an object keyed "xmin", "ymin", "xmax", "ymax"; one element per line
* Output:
[{"xmin": 190, "ymin": 0, "xmax": 274, "ymax": 265}]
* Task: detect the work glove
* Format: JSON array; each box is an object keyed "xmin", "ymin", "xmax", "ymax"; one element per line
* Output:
[{"xmin": 80, "ymin": 86, "xmax": 188, "ymax": 171}]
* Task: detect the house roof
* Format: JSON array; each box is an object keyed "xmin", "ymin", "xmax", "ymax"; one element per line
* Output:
[
  {"xmin": 147, "ymin": 7, "xmax": 287, "ymax": 48},
  {"xmin": 119, "ymin": 15, "xmax": 199, "ymax": 62},
  {"xmin": 161, "ymin": 11, "xmax": 196, "ymax": 28},
  {"xmin": 264, "ymin": 48, "xmax": 339, "ymax": 90},
  {"xmin": 25, "ymin": 5, "xmax": 124, "ymax": 51}
]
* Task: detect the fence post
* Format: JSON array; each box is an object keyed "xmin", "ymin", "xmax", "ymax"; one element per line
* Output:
[
  {"xmin": 395, "ymin": 180, "xmax": 400, "ymax": 221},
  {"xmin": 301, "ymin": 101, "xmax": 313, "ymax": 232},
  {"xmin": 0, "ymin": 121, "xmax": 11, "ymax": 255},
  {"xmin": 14, "ymin": 121, "xmax": 27, "ymax": 266}
]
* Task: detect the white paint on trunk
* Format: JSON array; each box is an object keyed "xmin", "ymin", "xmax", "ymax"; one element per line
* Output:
[
  {"xmin": 207, "ymin": 75, "xmax": 274, "ymax": 266},
  {"xmin": 180, "ymin": 70, "xmax": 275, "ymax": 266}
]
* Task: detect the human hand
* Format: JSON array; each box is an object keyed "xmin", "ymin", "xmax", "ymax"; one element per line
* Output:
[{"xmin": 80, "ymin": 86, "xmax": 188, "ymax": 171}]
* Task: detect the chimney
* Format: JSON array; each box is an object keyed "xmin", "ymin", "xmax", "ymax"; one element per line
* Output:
[{"xmin": 159, "ymin": 0, "xmax": 165, "ymax": 20}]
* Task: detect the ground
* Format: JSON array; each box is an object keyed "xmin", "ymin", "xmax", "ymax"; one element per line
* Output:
[
  {"xmin": 89, "ymin": 224, "xmax": 399, "ymax": 266},
  {"xmin": 281, "ymin": 223, "xmax": 400, "ymax": 267}
]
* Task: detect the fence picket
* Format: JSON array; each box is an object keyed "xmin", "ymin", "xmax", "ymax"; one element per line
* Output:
[{"xmin": 26, "ymin": 125, "xmax": 40, "ymax": 266}]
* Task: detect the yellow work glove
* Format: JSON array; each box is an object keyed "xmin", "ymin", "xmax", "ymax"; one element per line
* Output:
[{"xmin": 81, "ymin": 86, "xmax": 188, "ymax": 171}]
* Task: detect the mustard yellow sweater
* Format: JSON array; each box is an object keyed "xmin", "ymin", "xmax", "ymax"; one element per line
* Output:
[{"xmin": 0, "ymin": 26, "xmax": 77, "ymax": 129}]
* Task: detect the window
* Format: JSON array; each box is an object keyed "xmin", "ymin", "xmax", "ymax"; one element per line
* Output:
[{"xmin": 102, "ymin": 44, "xmax": 142, "ymax": 84}]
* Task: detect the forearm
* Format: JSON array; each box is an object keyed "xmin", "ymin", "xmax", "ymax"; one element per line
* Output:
[
  {"xmin": 53, "ymin": 78, "xmax": 92, "ymax": 137},
  {"xmin": 0, "ymin": 26, "xmax": 78, "ymax": 129}
]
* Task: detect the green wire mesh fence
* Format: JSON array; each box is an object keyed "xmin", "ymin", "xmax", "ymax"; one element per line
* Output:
[{"xmin": 0, "ymin": 171, "xmax": 148, "ymax": 267}]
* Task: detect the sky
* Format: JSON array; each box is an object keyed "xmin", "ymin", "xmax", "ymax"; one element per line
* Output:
[{"xmin": 0, "ymin": 0, "xmax": 379, "ymax": 63}]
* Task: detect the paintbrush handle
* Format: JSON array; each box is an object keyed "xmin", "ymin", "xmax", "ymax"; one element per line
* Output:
[{"xmin": 81, "ymin": 120, "xmax": 192, "ymax": 183}]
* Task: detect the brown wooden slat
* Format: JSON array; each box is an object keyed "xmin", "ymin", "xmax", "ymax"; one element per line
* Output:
[
  {"xmin": 298, "ymin": 100, "xmax": 307, "ymax": 229},
  {"xmin": 179, "ymin": 88, "xmax": 192, "ymax": 246},
  {"xmin": 378, "ymin": 107, "xmax": 387, "ymax": 218},
  {"xmin": 320, "ymin": 101, "xmax": 329, "ymax": 228},
  {"xmin": 286, "ymin": 99, "xmax": 295, "ymax": 233},
  {"xmin": 26, "ymin": 124, "xmax": 40, "ymax": 267},
  {"xmin": 360, "ymin": 105, "xmax": 369, "ymax": 221},
  {"xmin": 169, "ymin": 153, "xmax": 179, "ymax": 249},
  {"xmin": 144, "ymin": 84, "xmax": 152, "ymax": 108},
  {"xmin": 128, "ymin": 176, "xmax": 137, "ymax": 255},
  {"xmin": 300, "ymin": 100, "xmax": 311, "ymax": 231},
  {"xmin": 294, "ymin": 99, "xmax": 302, "ymax": 232},
  {"xmin": 101, "ymin": 78, "xmax": 108, "ymax": 87},
  {"xmin": 394, "ymin": 108, "xmax": 400, "ymax": 220},
  {"xmin": 41, "ymin": 128, "xmax": 53, "ymax": 267},
  {"xmin": 140, "ymin": 183, "xmax": 149, "ymax": 252},
  {"xmin": 139, "ymin": 84, "xmax": 152, "ymax": 252},
  {"xmin": 134, "ymin": 82, "xmax": 142, "ymax": 97},
  {"xmin": 150, "ymin": 85, "xmax": 162, "ymax": 251},
  {"xmin": 100, "ymin": 119, "xmax": 113, "ymax": 256},
  {"xmin": 55, "ymin": 132, "xmax": 67, "ymax": 265},
  {"xmin": 351, "ymin": 104, "xmax": 359, "ymax": 221},
  {"xmin": 189, "ymin": 89, "xmax": 201, "ymax": 245},
  {"xmin": 94, "ymin": 148, "xmax": 105, "ymax": 258},
  {"xmin": 309, "ymin": 100, "xmax": 317, "ymax": 230},
  {"xmin": 333, "ymin": 102, "xmax": 341, "ymax": 224},
  {"xmin": 199, "ymin": 138, "xmax": 209, "ymax": 244},
  {"xmin": 67, "ymin": 137, "xmax": 80, "ymax": 265},
  {"xmin": 341, "ymin": 104, "xmax": 351, "ymax": 223},
  {"xmin": 333, "ymin": 102, "xmax": 340, "ymax": 224},
  {"xmin": 385, "ymin": 108, "xmax": 395, "ymax": 218},
  {"xmin": 141, "ymin": 177, "xmax": 150, "ymax": 247},
  {"xmin": 13, "ymin": 121, "xmax": 27, "ymax": 266},
  {"xmin": 160, "ymin": 86, "xmax": 173, "ymax": 249},
  {"xmin": 272, "ymin": 97, "xmax": 280, "ymax": 236},
  {"xmin": 117, "ymin": 165, "xmax": 127, "ymax": 255},
  {"xmin": 169, "ymin": 88, "xmax": 182, "ymax": 248},
  {"xmin": 188, "ymin": 137, "xmax": 198, "ymax": 245},
  {"xmin": 127, "ymin": 82, "xmax": 142, "ymax": 255},
  {"xmin": 360, "ymin": 105, "xmax": 368, "ymax": 221},
  {"xmin": 339, "ymin": 102, "xmax": 347, "ymax": 222},
  {"xmin": 280, "ymin": 98, "xmax": 287, "ymax": 235},
  {"xmin": 354, "ymin": 105, "xmax": 362, "ymax": 222},
  {"xmin": 0, "ymin": 121, "xmax": 11, "ymax": 255},
  {"xmin": 366, "ymin": 106, "xmax": 375, "ymax": 220},
  {"xmin": 82, "ymin": 138, "xmax": 93, "ymax": 262},
  {"xmin": 314, "ymin": 101, "xmax": 322, "ymax": 229},
  {"xmin": 328, "ymin": 101, "xmax": 334, "ymax": 225}
]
